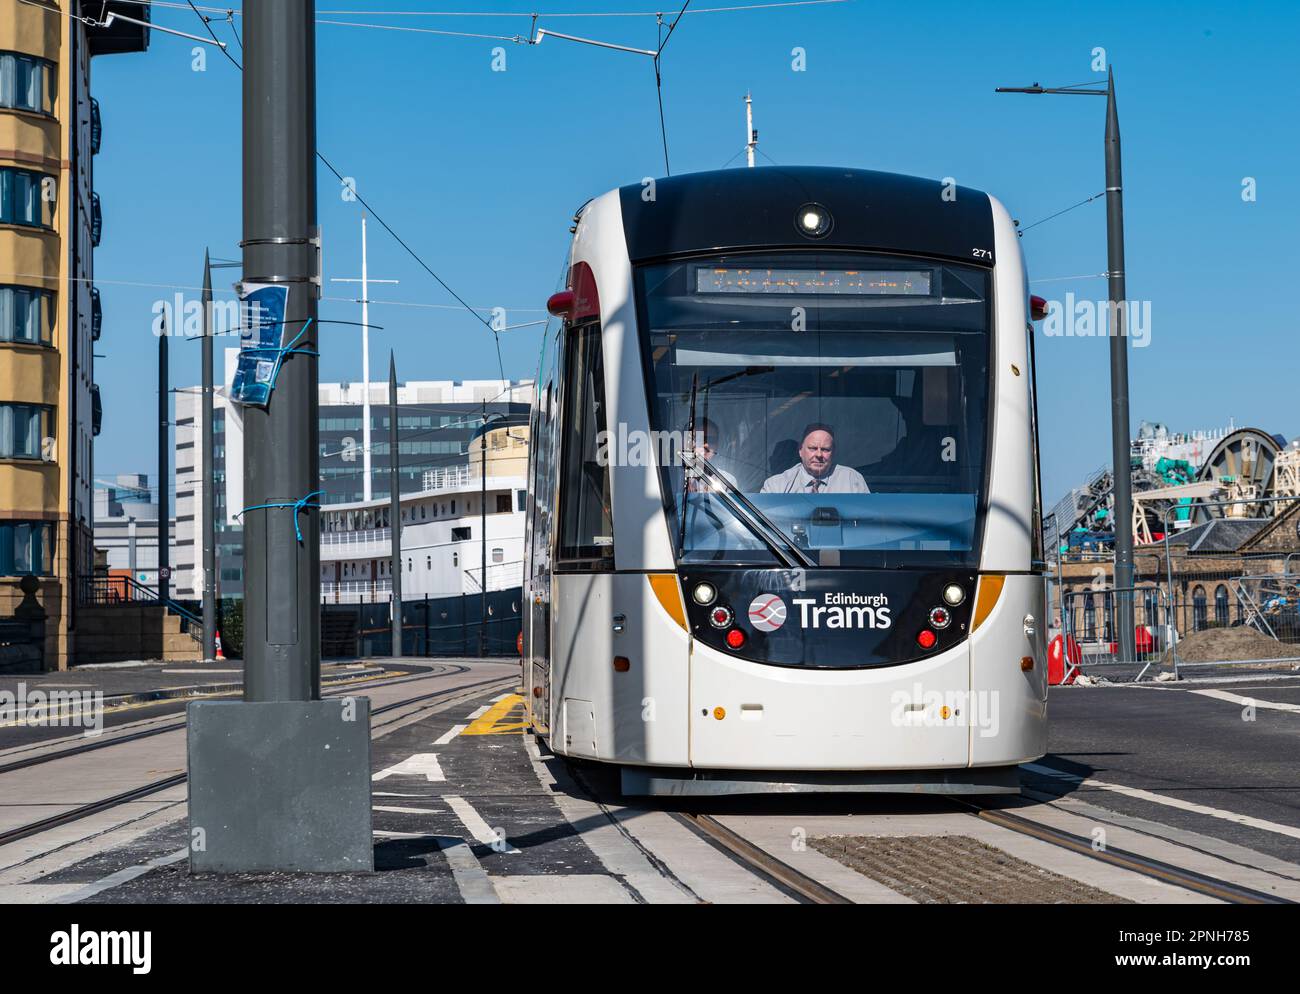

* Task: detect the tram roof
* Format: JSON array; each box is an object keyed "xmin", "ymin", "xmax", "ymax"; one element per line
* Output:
[{"xmin": 617, "ymin": 166, "xmax": 996, "ymax": 267}]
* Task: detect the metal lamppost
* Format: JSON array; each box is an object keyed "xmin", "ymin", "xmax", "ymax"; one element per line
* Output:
[
  {"xmin": 388, "ymin": 352, "xmax": 402, "ymax": 657},
  {"xmin": 996, "ymin": 67, "xmax": 1136, "ymax": 661},
  {"xmin": 187, "ymin": 0, "xmax": 372, "ymax": 874}
]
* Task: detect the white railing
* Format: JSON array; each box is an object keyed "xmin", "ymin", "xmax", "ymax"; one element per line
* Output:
[
  {"xmin": 321, "ymin": 578, "xmax": 393, "ymax": 604},
  {"xmin": 462, "ymin": 560, "xmax": 524, "ymax": 594},
  {"xmin": 321, "ymin": 527, "xmax": 391, "ymax": 547},
  {"xmin": 423, "ymin": 465, "xmax": 472, "ymax": 492}
]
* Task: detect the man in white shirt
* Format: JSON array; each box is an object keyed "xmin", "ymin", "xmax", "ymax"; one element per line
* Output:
[{"xmin": 761, "ymin": 423, "xmax": 870, "ymax": 494}]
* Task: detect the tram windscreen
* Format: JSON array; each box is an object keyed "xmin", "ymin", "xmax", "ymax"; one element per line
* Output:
[{"xmin": 636, "ymin": 253, "xmax": 992, "ymax": 568}]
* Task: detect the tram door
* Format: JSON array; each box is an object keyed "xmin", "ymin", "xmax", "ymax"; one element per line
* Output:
[{"xmin": 525, "ymin": 378, "xmax": 558, "ymax": 734}]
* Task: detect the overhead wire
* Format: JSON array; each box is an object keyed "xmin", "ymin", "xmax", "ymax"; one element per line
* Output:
[{"xmin": 179, "ymin": 5, "xmax": 514, "ymax": 386}]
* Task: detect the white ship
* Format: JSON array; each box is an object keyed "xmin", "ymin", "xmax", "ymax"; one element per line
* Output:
[{"xmin": 319, "ymin": 422, "xmax": 528, "ymax": 604}]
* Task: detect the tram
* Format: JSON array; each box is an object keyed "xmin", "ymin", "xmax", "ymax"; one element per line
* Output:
[{"xmin": 522, "ymin": 166, "xmax": 1048, "ymax": 795}]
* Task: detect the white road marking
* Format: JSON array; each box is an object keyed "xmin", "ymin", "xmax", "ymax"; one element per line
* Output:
[
  {"xmin": 371, "ymin": 828, "xmax": 500, "ymax": 901},
  {"xmin": 444, "ymin": 794, "xmax": 519, "ymax": 853},
  {"xmin": 519, "ymin": 735, "xmax": 695, "ymax": 904},
  {"xmin": 434, "ymin": 724, "xmax": 466, "ymax": 746},
  {"xmin": 372, "ymin": 753, "xmax": 445, "ymax": 782},
  {"xmin": 373, "ymin": 805, "xmax": 436, "ymax": 815},
  {"xmin": 464, "ymin": 705, "xmax": 490, "ymax": 720},
  {"xmin": 437, "ymin": 837, "xmax": 501, "ymax": 904},
  {"xmin": 1024, "ymin": 763, "xmax": 1300, "ymax": 842},
  {"xmin": 1190, "ymin": 688, "xmax": 1300, "ymax": 713},
  {"xmin": 50, "ymin": 847, "xmax": 190, "ymax": 904},
  {"xmin": 491, "ymin": 692, "xmax": 514, "ymax": 702}
]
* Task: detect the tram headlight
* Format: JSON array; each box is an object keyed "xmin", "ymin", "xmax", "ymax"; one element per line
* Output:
[
  {"xmin": 942, "ymin": 583, "xmax": 966, "ymax": 607},
  {"xmin": 692, "ymin": 582, "xmax": 717, "ymax": 606},
  {"xmin": 795, "ymin": 202, "xmax": 832, "ymax": 238}
]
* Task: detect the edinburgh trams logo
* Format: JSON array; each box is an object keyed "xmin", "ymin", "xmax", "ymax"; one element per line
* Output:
[
  {"xmin": 791, "ymin": 592, "xmax": 892, "ymax": 629},
  {"xmin": 747, "ymin": 594, "xmax": 788, "ymax": 632}
]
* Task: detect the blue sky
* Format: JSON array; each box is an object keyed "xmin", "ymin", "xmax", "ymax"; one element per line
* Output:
[{"xmin": 87, "ymin": 0, "xmax": 1300, "ymax": 503}]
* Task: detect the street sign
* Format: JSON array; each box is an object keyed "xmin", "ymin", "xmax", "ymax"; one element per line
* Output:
[{"xmin": 159, "ymin": 566, "xmax": 172, "ymax": 580}]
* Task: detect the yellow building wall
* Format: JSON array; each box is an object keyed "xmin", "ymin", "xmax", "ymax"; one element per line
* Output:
[{"xmin": 0, "ymin": 1, "xmax": 73, "ymax": 669}]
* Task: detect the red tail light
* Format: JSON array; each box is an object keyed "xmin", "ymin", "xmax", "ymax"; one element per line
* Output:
[
  {"xmin": 1029, "ymin": 295, "xmax": 1049, "ymax": 321},
  {"xmin": 546, "ymin": 290, "xmax": 575, "ymax": 317},
  {"xmin": 916, "ymin": 629, "xmax": 937, "ymax": 650}
]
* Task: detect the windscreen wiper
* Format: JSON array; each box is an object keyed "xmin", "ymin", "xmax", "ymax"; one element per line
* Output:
[{"xmin": 681, "ymin": 450, "xmax": 815, "ymax": 570}]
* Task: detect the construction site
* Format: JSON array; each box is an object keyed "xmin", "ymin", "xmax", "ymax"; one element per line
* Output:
[{"xmin": 1048, "ymin": 420, "xmax": 1300, "ymax": 679}]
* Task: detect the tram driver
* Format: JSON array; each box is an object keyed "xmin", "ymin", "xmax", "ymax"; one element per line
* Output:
[{"xmin": 760, "ymin": 423, "xmax": 870, "ymax": 495}]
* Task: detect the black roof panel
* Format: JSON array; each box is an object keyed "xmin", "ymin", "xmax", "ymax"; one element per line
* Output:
[{"xmin": 618, "ymin": 166, "xmax": 996, "ymax": 265}]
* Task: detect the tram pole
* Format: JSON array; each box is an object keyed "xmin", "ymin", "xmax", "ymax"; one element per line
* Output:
[
  {"xmin": 241, "ymin": 0, "xmax": 320, "ymax": 701},
  {"xmin": 201, "ymin": 251, "xmax": 216, "ymax": 660},
  {"xmin": 158, "ymin": 309, "xmax": 169, "ymax": 603},
  {"xmin": 389, "ymin": 352, "xmax": 402, "ymax": 657},
  {"xmin": 995, "ymin": 67, "xmax": 1136, "ymax": 661},
  {"xmin": 480, "ymin": 401, "xmax": 487, "ymax": 657},
  {"xmin": 187, "ymin": 0, "xmax": 373, "ymax": 874},
  {"xmin": 1103, "ymin": 70, "xmax": 1137, "ymax": 662}
]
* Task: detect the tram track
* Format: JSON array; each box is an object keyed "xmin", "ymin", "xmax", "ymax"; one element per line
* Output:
[
  {"xmin": 0, "ymin": 671, "xmax": 516, "ymax": 852},
  {"xmin": 955, "ymin": 798, "xmax": 1294, "ymax": 906},
  {"xmin": 675, "ymin": 812, "xmax": 853, "ymax": 904},
  {"xmin": 0, "ymin": 662, "xmax": 469, "ymax": 778}
]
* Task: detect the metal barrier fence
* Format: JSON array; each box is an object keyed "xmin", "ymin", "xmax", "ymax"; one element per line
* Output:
[
  {"xmin": 1060, "ymin": 584, "xmax": 1173, "ymax": 681},
  {"xmin": 324, "ymin": 587, "xmax": 523, "ymax": 658},
  {"xmin": 1160, "ymin": 495, "xmax": 1300, "ymax": 674}
]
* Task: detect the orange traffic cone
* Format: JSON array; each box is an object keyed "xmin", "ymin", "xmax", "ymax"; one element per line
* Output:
[{"xmin": 214, "ymin": 630, "xmax": 225, "ymax": 662}]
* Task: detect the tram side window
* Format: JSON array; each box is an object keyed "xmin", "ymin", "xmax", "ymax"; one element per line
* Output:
[{"xmin": 557, "ymin": 322, "xmax": 614, "ymax": 568}]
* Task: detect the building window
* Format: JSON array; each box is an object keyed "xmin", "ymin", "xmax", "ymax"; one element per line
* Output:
[
  {"xmin": 1214, "ymin": 585, "xmax": 1230, "ymax": 627},
  {"xmin": 0, "ymin": 403, "xmax": 50, "ymax": 459},
  {"xmin": 452, "ymin": 526, "xmax": 471, "ymax": 542},
  {"xmin": 1192, "ymin": 586, "xmax": 1208, "ymax": 632},
  {"xmin": 496, "ymin": 494, "xmax": 511, "ymax": 514},
  {"xmin": 492, "ymin": 547, "xmax": 503, "ymax": 563},
  {"xmin": 0, "ymin": 167, "xmax": 54, "ymax": 228},
  {"xmin": 0, "ymin": 53, "xmax": 55, "ymax": 115},
  {"xmin": 1082, "ymin": 595, "xmax": 1096, "ymax": 639},
  {"xmin": 452, "ymin": 552, "xmax": 458, "ymax": 567},
  {"xmin": 0, "ymin": 521, "xmax": 53, "ymax": 575},
  {"xmin": 0, "ymin": 285, "xmax": 53, "ymax": 345}
]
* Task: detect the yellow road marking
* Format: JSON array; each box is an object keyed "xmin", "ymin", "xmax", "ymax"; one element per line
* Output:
[{"xmin": 462, "ymin": 693, "xmax": 527, "ymax": 735}]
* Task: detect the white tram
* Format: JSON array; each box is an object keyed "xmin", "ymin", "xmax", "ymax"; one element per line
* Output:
[{"xmin": 522, "ymin": 167, "xmax": 1048, "ymax": 795}]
